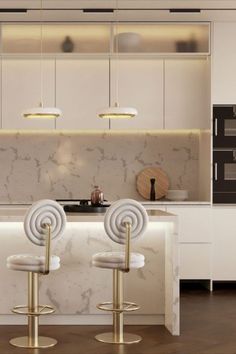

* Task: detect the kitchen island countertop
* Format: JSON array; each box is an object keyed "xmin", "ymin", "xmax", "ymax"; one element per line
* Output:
[{"xmin": 0, "ymin": 205, "xmax": 176, "ymax": 222}]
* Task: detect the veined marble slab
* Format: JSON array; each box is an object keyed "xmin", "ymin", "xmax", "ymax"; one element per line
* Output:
[{"xmin": 0, "ymin": 132, "xmax": 199, "ymax": 203}]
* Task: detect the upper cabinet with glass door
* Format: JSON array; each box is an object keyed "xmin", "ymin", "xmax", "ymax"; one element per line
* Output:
[
  {"xmin": 2, "ymin": 23, "xmax": 111, "ymax": 54},
  {"xmin": 113, "ymin": 23, "xmax": 210, "ymax": 54},
  {"xmin": 1, "ymin": 22, "xmax": 209, "ymax": 55}
]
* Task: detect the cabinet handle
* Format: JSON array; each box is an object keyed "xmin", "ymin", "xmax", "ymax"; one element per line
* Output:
[
  {"xmin": 214, "ymin": 118, "xmax": 218, "ymax": 136},
  {"xmin": 214, "ymin": 163, "xmax": 218, "ymax": 181}
]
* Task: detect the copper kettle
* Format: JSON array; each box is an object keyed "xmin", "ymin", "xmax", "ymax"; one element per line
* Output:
[{"xmin": 91, "ymin": 186, "xmax": 104, "ymax": 206}]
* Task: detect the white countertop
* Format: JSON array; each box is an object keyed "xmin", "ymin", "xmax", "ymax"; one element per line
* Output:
[
  {"xmin": 139, "ymin": 200, "xmax": 211, "ymax": 205},
  {"xmin": 0, "ymin": 205, "xmax": 176, "ymax": 222}
]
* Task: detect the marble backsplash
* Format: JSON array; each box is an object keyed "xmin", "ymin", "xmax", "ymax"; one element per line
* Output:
[{"xmin": 0, "ymin": 131, "xmax": 199, "ymax": 203}]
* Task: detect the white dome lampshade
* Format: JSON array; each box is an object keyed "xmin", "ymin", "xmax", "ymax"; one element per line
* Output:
[
  {"xmin": 98, "ymin": 103, "xmax": 137, "ymax": 119},
  {"xmin": 22, "ymin": 104, "xmax": 62, "ymax": 119}
]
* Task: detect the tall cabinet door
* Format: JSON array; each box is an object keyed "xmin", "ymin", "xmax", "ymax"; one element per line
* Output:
[
  {"xmin": 2, "ymin": 58, "xmax": 56, "ymax": 130},
  {"xmin": 110, "ymin": 59, "xmax": 164, "ymax": 130},
  {"xmin": 212, "ymin": 207, "xmax": 236, "ymax": 281},
  {"xmin": 212, "ymin": 22, "xmax": 236, "ymax": 104},
  {"xmin": 56, "ymin": 59, "xmax": 109, "ymax": 130},
  {"xmin": 165, "ymin": 59, "xmax": 210, "ymax": 129}
]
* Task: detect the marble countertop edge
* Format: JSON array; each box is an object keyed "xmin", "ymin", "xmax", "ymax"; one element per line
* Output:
[{"xmin": 0, "ymin": 208, "xmax": 177, "ymax": 223}]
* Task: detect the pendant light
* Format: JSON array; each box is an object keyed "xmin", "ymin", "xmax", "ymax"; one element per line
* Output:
[
  {"xmin": 22, "ymin": 0, "xmax": 61, "ymax": 119},
  {"xmin": 98, "ymin": 0, "xmax": 137, "ymax": 119}
]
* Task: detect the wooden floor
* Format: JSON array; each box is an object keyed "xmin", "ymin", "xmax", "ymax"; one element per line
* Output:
[{"xmin": 1, "ymin": 285, "xmax": 236, "ymax": 354}]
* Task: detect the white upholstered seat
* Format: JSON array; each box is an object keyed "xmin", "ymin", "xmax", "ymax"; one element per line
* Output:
[
  {"xmin": 7, "ymin": 254, "xmax": 60, "ymax": 273},
  {"xmin": 92, "ymin": 251, "xmax": 145, "ymax": 270}
]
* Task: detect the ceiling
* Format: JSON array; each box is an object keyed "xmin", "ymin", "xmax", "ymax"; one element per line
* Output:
[
  {"xmin": 0, "ymin": 1, "xmax": 235, "ymax": 10},
  {"xmin": 0, "ymin": 1, "xmax": 235, "ymax": 21}
]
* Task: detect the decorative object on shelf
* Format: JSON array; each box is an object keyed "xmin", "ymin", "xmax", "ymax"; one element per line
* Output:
[
  {"xmin": 175, "ymin": 40, "xmax": 189, "ymax": 53},
  {"xmin": 22, "ymin": 0, "xmax": 62, "ymax": 120},
  {"xmin": 91, "ymin": 185, "xmax": 104, "ymax": 206},
  {"xmin": 176, "ymin": 34, "xmax": 198, "ymax": 53},
  {"xmin": 150, "ymin": 178, "xmax": 156, "ymax": 201},
  {"xmin": 61, "ymin": 36, "xmax": 74, "ymax": 53},
  {"xmin": 188, "ymin": 34, "xmax": 198, "ymax": 52},
  {"xmin": 166, "ymin": 190, "xmax": 188, "ymax": 201},
  {"xmin": 114, "ymin": 32, "xmax": 142, "ymax": 52},
  {"xmin": 136, "ymin": 167, "xmax": 169, "ymax": 200},
  {"xmin": 97, "ymin": 0, "xmax": 137, "ymax": 120}
]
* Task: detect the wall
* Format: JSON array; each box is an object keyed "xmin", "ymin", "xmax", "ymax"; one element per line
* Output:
[{"xmin": 0, "ymin": 131, "xmax": 200, "ymax": 203}]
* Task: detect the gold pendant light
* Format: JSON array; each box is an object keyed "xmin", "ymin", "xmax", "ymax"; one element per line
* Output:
[
  {"xmin": 22, "ymin": 0, "xmax": 61, "ymax": 120},
  {"xmin": 98, "ymin": 103, "xmax": 137, "ymax": 119},
  {"xmin": 98, "ymin": 0, "xmax": 137, "ymax": 120}
]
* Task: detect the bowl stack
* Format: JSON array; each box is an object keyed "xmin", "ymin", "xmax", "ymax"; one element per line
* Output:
[{"xmin": 166, "ymin": 190, "xmax": 188, "ymax": 201}]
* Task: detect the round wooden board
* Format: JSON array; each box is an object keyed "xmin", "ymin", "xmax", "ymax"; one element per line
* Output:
[{"xmin": 136, "ymin": 167, "xmax": 169, "ymax": 200}]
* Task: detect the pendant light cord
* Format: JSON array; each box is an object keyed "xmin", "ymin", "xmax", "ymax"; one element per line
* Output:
[
  {"xmin": 40, "ymin": 0, "xmax": 43, "ymax": 107},
  {"xmin": 115, "ymin": 0, "xmax": 119, "ymax": 107}
]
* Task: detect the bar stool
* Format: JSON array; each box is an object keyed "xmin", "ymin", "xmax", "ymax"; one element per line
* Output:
[
  {"xmin": 7, "ymin": 199, "xmax": 66, "ymax": 349},
  {"xmin": 92, "ymin": 199, "xmax": 148, "ymax": 344}
]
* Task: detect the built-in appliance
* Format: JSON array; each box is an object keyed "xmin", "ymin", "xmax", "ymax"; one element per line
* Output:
[
  {"xmin": 213, "ymin": 105, "xmax": 236, "ymax": 203},
  {"xmin": 56, "ymin": 199, "xmax": 111, "ymax": 213},
  {"xmin": 213, "ymin": 105, "xmax": 236, "ymax": 148},
  {"xmin": 213, "ymin": 149, "xmax": 236, "ymax": 203}
]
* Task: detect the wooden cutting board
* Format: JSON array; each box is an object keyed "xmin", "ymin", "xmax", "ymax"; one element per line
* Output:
[{"xmin": 136, "ymin": 167, "xmax": 169, "ymax": 200}]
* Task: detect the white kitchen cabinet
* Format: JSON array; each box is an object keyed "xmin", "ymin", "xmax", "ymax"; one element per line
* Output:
[
  {"xmin": 212, "ymin": 22, "xmax": 236, "ymax": 104},
  {"xmin": 2, "ymin": 58, "xmax": 56, "ymax": 129},
  {"xmin": 180, "ymin": 244, "xmax": 211, "ymax": 279},
  {"xmin": 212, "ymin": 207, "xmax": 236, "ymax": 280},
  {"xmin": 165, "ymin": 59, "xmax": 210, "ymax": 129},
  {"xmin": 167, "ymin": 206, "xmax": 212, "ymax": 243},
  {"xmin": 56, "ymin": 59, "xmax": 109, "ymax": 130},
  {"xmin": 110, "ymin": 59, "xmax": 164, "ymax": 130},
  {"xmin": 167, "ymin": 206, "xmax": 212, "ymax": 280}
]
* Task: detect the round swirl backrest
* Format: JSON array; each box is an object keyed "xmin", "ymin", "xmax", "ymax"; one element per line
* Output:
[
  {"xmin": 104, "ymin": 199, "xmax": 148, "ymax": 245},
  {"xmin": 24, "ymin": 199, "xmax": 67, "ymax": 246}
]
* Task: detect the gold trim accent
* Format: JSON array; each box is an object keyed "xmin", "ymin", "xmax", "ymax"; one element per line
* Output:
[
  {"xmin": 12, "ymin": 304, "xmax": 55, "ymax": 316},
  {"xmin": 97, "ymin": 301, "xmax": 139, "ymax": 312},
  {"xmin": 95, "ymin": 332, "xmax": 142, "ymax": 345},
  {"xmin": 28, "ymin": 272, "xmax": 39, "ymax": 347},
  {"xmin": 43, "ymin": 223, "xmax": 51, "ymax": 275},
  {"xmin": 99, "ymin": 113, "xmax": 135, "ymax": 119},
  {"xmin": 10, "ymin": 270, "xmax": 57, "ymax": 348},
  {"xmin": 95, "ymin": 269, "xmax": 142, "ymax": 345},
  {"xmin": 10, "ymin": 336, "xmax": 57, "ymax": 349},
  {"xmin": 124, "ymin": 221, "xmax": 131, "ymax": 273},
  {"xmin": 24, "ymin": 113, "xmax": 60, "ymax": 119}
]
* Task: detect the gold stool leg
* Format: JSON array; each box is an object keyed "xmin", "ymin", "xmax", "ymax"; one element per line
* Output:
[
  {"xmin": 95, "ymin": 269, "xmax": 142, "ymax": 344},
  {"xmin": 10, "ymin": 272, "xmax": 57, "ymax": 349}
]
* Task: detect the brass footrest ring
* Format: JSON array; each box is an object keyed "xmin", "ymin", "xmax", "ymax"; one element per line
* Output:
[
  {"xmin": 97, "ymin": 301, "xmax": 140, "ymax": 313},
  {"xmin": 12, "ymin": 304, "xmax": 55, "ymax": 316}
]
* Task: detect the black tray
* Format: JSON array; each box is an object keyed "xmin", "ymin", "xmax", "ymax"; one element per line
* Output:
[{"xmin": 63, "ymin": 204, "xmax": 110, "ymax": 213}]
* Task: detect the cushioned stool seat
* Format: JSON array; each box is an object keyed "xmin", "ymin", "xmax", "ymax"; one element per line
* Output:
[
  {"xmin": 92, "ymin": 251, "xmax": 145, "ymax": 269},
  {"xmin": 7, "ymin": 254, "xmax": 60, "ymax": 272}
]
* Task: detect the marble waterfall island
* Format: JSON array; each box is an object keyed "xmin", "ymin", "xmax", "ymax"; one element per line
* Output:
[{"xmin": 0, "ymin": 207, "xmax": 179, "ymax": 335}]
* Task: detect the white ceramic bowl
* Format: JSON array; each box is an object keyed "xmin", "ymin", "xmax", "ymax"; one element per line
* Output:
[
  {"xmin": 166, "ymin": 190, "xmax": 188, "ymax": 201},
  {"xmin": 115, "ymin": 32, "xmax": 142, "ymax": 52}
]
